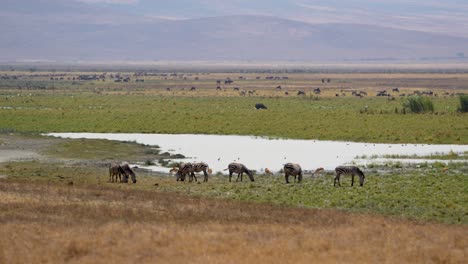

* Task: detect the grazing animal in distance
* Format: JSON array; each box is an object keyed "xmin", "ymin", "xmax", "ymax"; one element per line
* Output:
[
  {"xmin": 121, "ymin": 162, "xmax": 137, "ymax": 183},
  {"xmin": 109, "ymin": 163, "xmax": 125, "ymax": 183},
  {"xmin": 313, "ymin": 167, "xmax": 324, "ymax": 176},
  {"xmin": 191, "ymin": 162, "xmax": 210, "ymax": 182},
  {"xmin": 334, "ymin": 166, "xmax": 365, "ymax": 187},
  {"xmin": 297, "ymin": 91, "xmax": 305, "ymax": 96},
  {"xmin": 283, "ymin": 163, "xmax": 303, "ymax": 183},
  {"xmin": 175, "ymin": 162, "xmax": 193, "ymax": 182},
  {"xmin": 255, "ymin": 103, "xmax": 267, "ymax": 109},
  {"xmin": 264, "ymin": 168, "xmax": 273, "ymax": 175},
  {"xmin": 224, "ymin": 163, "xmax": 254, "ymax": 182}
]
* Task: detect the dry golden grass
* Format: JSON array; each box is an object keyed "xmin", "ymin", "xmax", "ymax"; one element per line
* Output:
[{"xmin": 1, "ymin": 180, "xmax": 466, "ymax": 264}]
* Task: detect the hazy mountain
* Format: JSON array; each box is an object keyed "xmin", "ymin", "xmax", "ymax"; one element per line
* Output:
[{"xmin": 1, "ymin": 15, "xmax": 467, "ymax": 62}]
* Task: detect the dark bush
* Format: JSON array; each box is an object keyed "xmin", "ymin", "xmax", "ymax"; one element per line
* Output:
[{"xmin": 403, "ymin": 96, "xmax": 434, "ymax": 113}]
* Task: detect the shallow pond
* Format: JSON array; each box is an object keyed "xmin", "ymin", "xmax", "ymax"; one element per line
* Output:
[{"xmin": 47, "ymin": 133, "xmax": 467, "ymax": 173}]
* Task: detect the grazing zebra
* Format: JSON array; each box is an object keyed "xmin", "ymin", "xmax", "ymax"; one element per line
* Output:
[
  {"xmin": 283, "ymin": 163, "xmax": 302, "ymax": 183},
  {"xmin": 109, "ymin": 163, "xmax": 125, "ymax": 183},
  {"xmin": 175, "ymin": 162, "xmax": 193, "ymax": 182},
  {"xmin": 224, "ymin": 163, "xmax": 254, "ymax": 182},
  {"xmin": 334, "ymin": 166, "xmax": 365, "ymax": 187},
  {"xmin": 191, "ymin": 162, "xmax": 210, "ymax": 182},
  {"xmin": 121, "ymin": 162, "xmax": 137, "ymax": 183}
]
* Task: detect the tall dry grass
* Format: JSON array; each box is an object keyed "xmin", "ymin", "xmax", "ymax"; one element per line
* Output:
[{"xmin": 0, "ymin": 180, "xmax": 466, "ymax": 264}]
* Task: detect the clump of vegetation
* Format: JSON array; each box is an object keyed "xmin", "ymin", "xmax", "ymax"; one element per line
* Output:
[
  {"xmin": 403, "ymin": 96, "xmax": 434, "ymax": 113},
  {"xmin": 458, "ymin": 95, "xmax": 468, "ymax": 113},
  {"xmin": 144, "ymin": 159, "xmax": 156, "ymax": 166}
]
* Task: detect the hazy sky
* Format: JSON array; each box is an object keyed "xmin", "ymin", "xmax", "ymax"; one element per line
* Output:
[{"xmin": 2, "ymin": 0, "xmax": 468, "ymax": 37}]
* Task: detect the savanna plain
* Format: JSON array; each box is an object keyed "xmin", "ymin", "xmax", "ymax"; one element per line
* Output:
[{"xmin": 0, "ymin": 67, "xmax": 467, "ymax": 263}]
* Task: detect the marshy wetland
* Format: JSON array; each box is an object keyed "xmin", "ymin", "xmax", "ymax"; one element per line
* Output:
[{"xmin": 1, "ymin": 68, "xmax": 467, "ymax": 263}]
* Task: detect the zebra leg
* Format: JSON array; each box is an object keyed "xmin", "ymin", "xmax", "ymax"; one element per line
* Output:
[
  {"xmin": 203, "ymin": 171, "xmax": 208, "ymax": 182},
  {"xmin": 351, "ymin": 174, "xmax": 355, "ymax": 186},
  {"xmin": 285, "ymin": 173, "xmax": 289, "ymax": 184},
  {"xmin": 229, "ymin": 171, "xmax": 233, "ymax": 182},
  {"xmin": 109, "ymin": 171, "xmax": 112, "ymax": 182},
  {"xmin": 191, "ymin": 172, "xmax": 197, "ymax": 182},
  {"xmin": 298, "ymin": 172, "xmax": 303, "ymax": 183},
  {"xmin": 334, "ymin": 173, "xmax": 341, "ymax": 187}
]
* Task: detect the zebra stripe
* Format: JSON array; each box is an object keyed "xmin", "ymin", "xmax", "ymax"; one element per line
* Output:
[
  {"xmin": 109, "ymin": 163, "xmax": 125, "ymax": 183},
  {"xmin": 334, "ymin": 166, "xmax": 365, "ymax": 187},
  {"xmin": 225, "ymin": 163, "xmax": 254, "ymax": 182},
  {"xmin": 191, "ymin": 162, "xmax": 210, "ymax": 182},
  {"xmin": 121, "ymin": 162, "xmax": 137, "ymax": 184},
  {"xmin": 176, "ymin": 162, "xmax": 193, "ymax": 182},
  {"xmin": 284, "ymin": 163, "xmax": 302, "ymax": 183}
]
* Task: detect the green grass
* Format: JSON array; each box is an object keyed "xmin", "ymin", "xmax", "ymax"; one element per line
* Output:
[
  {"xmin": 45, "ymin": 138, "xmax": 154, "ymax": 160},
  {"xmin": 1, "ymin": 160, "xmax": 467, "ymax": 224},
  {"xmin": 1, "ymin": 93, "xmax": 467, "ymax": 143},
  {"xmin": 404, "ymin": 96, "xmax": 434, "ymax": 113}
]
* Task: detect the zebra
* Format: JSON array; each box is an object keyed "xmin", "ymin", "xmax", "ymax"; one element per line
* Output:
[
  {"xmin": 109, "ymin": 163, "xmax": 125, "ymax": 183},
  {"xmin": 334, "ymin": 166, "xmax": 365, "ymax": 187},
  {"xmin": 175, "ymin": 162, "xmax": 193, "ymax": 182},
  {"xmin": 283, "ymin": 163, "xmax": 302, "ymax": 183},
  {"xmin": 121, "ymin": 162, "xmax": 137, "ymax": 184},
  {"xmin": 191, "ymin": 162, "xmax": 210, "ymax": 182},
  {"xmin": 224, "ymin": 163, "xmax": 254, "ymax": 182}
]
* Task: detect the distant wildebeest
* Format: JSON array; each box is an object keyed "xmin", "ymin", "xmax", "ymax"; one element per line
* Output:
[
  {"xmin": 166, "ymin": 87, "xmax": 171, "ymax": 91},
  {"xmin": 335, "ymin": 94, "xmax": 339, "ymax": 97},
  {"xmin": 392, "ymin": 88, "xmax": 400, "ymax": 93},
  {"xmin": 283, "ymin": 163, "xmax": 302, "ymax": 183},
  {"xmin": 234, "ymin": 87, "xmax": 239, "ymax": 91},
  {"xmin": 109, "ymin": 163, "xmax": 125, "ymax": 183},
  {"xmin": 190, "ymin": 86, "xmax": 196, "ymax": 91},
  {"xmin": 248, "ymin": 90, "xmax": 255, "ymax": 96},
  {"xmin": 216, "ymin": 86, "xmax": 222, "ymax": 91},
  {"xmin": 334, "ymin": 166, "xmax": 365, "ymax": 187},
  {"xmin": 313, "ymin": 88, "xmax": 321, "ymax": 94},
  {"xmin": 121, "ymin": 162, "xmax": 137, "ymax": 183},
  {"xmin": 224, "ymin": 163, "xmax": 254, "ymax": 182},
  {"xmin": 297, "ymin": 91, "xmax": 305, "ymax": 96},
  {"xmin": 255, "ymin": 103, "xmax": 267, "ymax": 109},
  {"xmin": 276, "ymin": 85, "xmax": 282, "ymax": 90},
  {"xmin": 285, "ymin": 91, "xmax": 289, "ymax": 95},
  {"xmin": 240, "ymin": 91, "xmax": 246, "ymax": 96},
  {"xmin": 377, "ymin": 90, "xmax": 388, "ymax": 96}
]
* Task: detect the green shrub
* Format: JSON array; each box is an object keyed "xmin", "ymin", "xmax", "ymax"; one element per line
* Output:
[
  {"xmin": 458, "ymin": 95, "xmax": 468, "ymax": 113},
  {"xmin": 403, "ymin": 96, "xmax": 434, "ymax": 113}
]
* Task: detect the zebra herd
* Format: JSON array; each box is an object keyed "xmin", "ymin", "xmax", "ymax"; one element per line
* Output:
[
  {"xmin": 170, "ymin": 162, "xmax": 366, "ymax": 187},
  {"xmin": 108, "ymin": 161, "xmax": 366, "ymax": 187}
]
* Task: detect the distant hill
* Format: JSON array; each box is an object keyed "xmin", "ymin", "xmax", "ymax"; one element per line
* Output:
[{"xmin": 1, "ymin": 15, "xmax": 467, "ymax": 62}]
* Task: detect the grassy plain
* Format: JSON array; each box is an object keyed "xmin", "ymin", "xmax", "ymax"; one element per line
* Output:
[
  {"xmin": 2, "ymin": 179, "xmax": 467, "ymax": 264},
  {"xmin": 0, "ymin": 70, "xmax": 467, "ymax": 143},
  {"xmin": 1, "ymin": 68, "xmax": 467, "ymax": 262},
  {"xmin": 2, "ymin": 159, "xmax": 467, "ymax": 225}
]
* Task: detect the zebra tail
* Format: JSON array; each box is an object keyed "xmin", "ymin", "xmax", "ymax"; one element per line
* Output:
[{"xmin": 223, "ymin": 168, "xmax": 229, "ymax": 171}]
